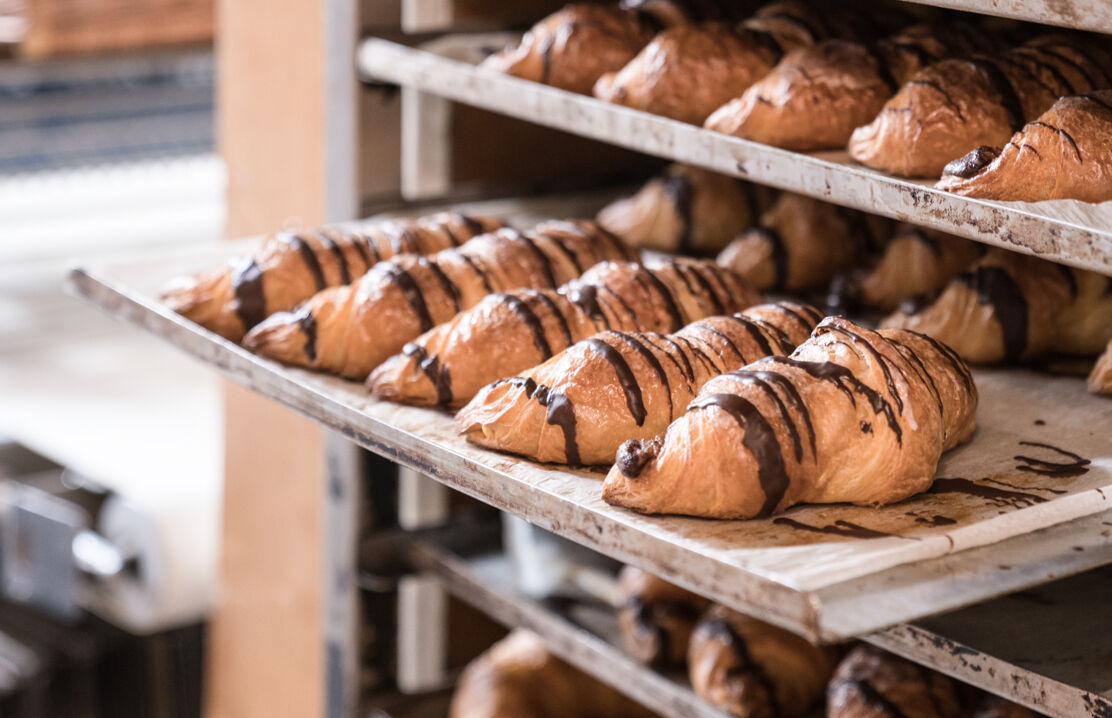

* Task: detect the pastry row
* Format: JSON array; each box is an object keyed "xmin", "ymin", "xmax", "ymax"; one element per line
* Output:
[
  {"xmin": 450, "ymin": 566, "xmax": 1041, "ymax": 718},
  {"xmin": 483, "ymin": 1, "xmax": 1112, "ymax": 201}
]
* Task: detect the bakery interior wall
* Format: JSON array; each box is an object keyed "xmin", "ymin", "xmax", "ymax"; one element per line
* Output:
[{"xmin": 0, "ymin": 1, "xmax": 219, "ymax": 714}]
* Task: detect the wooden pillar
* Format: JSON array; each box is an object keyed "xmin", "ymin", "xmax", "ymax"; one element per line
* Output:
[{"xmin": 206, "ymin": 0, "xmax": 357, "ymax": 714}]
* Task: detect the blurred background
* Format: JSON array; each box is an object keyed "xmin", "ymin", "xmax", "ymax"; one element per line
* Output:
[{"xmin": 0, "ymin": 0, "xmax": 220, "ymax": 714}]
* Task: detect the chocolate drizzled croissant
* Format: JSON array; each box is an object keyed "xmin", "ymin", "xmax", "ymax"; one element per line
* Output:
[
  {"xmin": 716, "ymin": 193, "xmax": 891, "ymax": 292},
  {"xmin": 242, "ymin": 220, "xmax": 635, "ymax": 379},
  {"xmin": 369, "ymin": 258, "xmax": 759, "ymax": 409},
  {"xmin": 850, "ymin": 35, "xmax": 1112, "ymax": 178},
  {"xmin": 450, "ymin": 630, "xmax": 657, "ymax": 718},
  {"xmin": 881, "ymin": 249, "xmax": 1112, "ymax": 364},
  {"xmin": 479, "ymin": 4, "xmax": 661, "ymax": 95},
  {"xmin": 827, "ymin": 645, "xmax": 962, "ymax": 718},
  {"xmin": 936, "ymin": 91, "xmax": 1112, "ymax": 202},
  {"xmin": 596, "ymin": 164, "xmax": 776, "ymax": 255},
  {"xmin": 705, "ymin": 22, "xmax": 986, "ymax": 150},
  {"xmin": 1091, "ymin": 340, "xmax": 1112, "ymax": 396},
  {"xmin": 594, "ymin": 1, "xmax": 861, "ymax": 125},
  {"xmin": 603, "ymin": 317, "xmax": 977, "ymax": 519},
  {"xmin": 160, "ymin": 212, "xmax": 504, "ymax": 342},
  {"xmin": 616, "ymin": 566, "xmax": 711, "ymax": 667},
  {"xmin": 457, "ymin": 302, "xmax": 821, "ymax": 466},
  {"xmin": 831, "ymin": 226, "xmax": 984, "ymax": 313},
  {"xmin": 689, "ymin": 604, "xmax": 836, "ymax": 718}
]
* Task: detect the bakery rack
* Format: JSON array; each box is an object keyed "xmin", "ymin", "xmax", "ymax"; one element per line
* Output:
[{"xmin": 70, "ymin": 1, "xmax": 1112, "ymax": 717}]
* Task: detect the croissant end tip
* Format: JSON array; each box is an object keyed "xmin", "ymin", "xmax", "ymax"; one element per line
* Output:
[{"xmin": 242, "ymin": 312, "xmax": 312, "ymax": 366}]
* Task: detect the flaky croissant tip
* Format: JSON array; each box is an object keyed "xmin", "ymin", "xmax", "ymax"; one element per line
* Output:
[{"xmin": 242, "ymin": 312, "xmax": 310, "ymax": 364}]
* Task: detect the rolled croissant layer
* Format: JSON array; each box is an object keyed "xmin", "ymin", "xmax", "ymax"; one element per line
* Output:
[
  {"xmin": 603, "ymin": 317, "xmax": 977, "ymax": 519},
  {"xmin": 827, "ymin": 645, "xmax": 962, "ymax": 718},
  {"xmin": 616, "ymin": 566, "xmax": 710, "ymax": 668}
]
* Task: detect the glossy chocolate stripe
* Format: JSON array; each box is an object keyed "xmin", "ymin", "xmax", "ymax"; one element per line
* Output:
[
  {"xmin": 677, "ymin": 336, "xmax": 717, "ymax": 374},
  {"xmin": 586, "ymin": 337, "xmax": 646, "ymax": 426},
  {"xmin": 403, "ymin": 342, "xmax": 451, "ymax": 408},
  {"xmin": 497, "ymin": 377, "xmax": 580, "ymax": 465},
  {"xmin": 286, "ymin": 234, "xmax": 327, "ymax": 291},
  {"xmin": 530, "ymin": 291, "xmax": 574, "ymax": 348},
  {"xmin": 232, "ymin": 258, "xmax": 266, "ymax": 330},
  {"xmin": 499, "ymin": 293, "xmax": 553, "ymax": 359},
  {"xmin": 660, "ymin": 174, "xmax": 693, "ymax": 252},
  {"xmin": 424, "ymin": 259, "xmax": 461, "ymax": 312},
  {"xmin": 822, "ymin": 324, "xmax": 906, "ymax": 414},
  {"xmin": 515, "ymin": 232, "xmax": 559, "ymax": 288},
  {"xmin": 731, "ymin": 368, "xmax": 815, "ymax": 457},
  {"xmin": 888, "ymin": 337, "xmax": 944, "ymax": 417},
  {"xmin": 382, "ymin": 263, "xmax": 435, "ymax": 332},
  {"xmin": 348, "ymin": 231, "xmax": 374, "ymax": 271},
  {"xmin": 954, "ymin": 266, "xmax": 1028, "ymax": 361},
  {"xmin": 642, "ymin": 267, "xmax": 686, "ymax": 330},
  {"xmin": 699, "ymin": 618, "xmax": 783, "ymax": 718},
  {"xmin": 902, "ymin": 329, "xmax": 974, "ymax": 392},
  {"xmin": 1026, "ymin": 121, "xmax": 1082, "ymax": 161},
  {"xmin": 684, "ymin": 263, "xmax": 728, "ymax": 315},
  {"xmin": 611, "ymin": 331, "xmax": 673, "ymax": 419},
  {"xmin": 831, "ymin": 678, "xmax": 909, "ymax": 718},
  {"xmin": 536, "ymin": 230, "xmax": 586, "ymax": 274},
  {"xmin": 966, "ymin": 58, "xmax": 1025, "ymax": 131},
  {"xmin": 725, "ymin": 315, "xmax": 775, "ymax": 357},
  {"xmin": 459, "ymin": 252, "xmax": 494, "ymax": 293},
  {"xmin": 644, "ymin": 333, "xmax": 694, "ymax": 389},
  {"xmin": 689, "ymin": 393, "xmax": 789, "ymax": 516},
  {"xmin": 1030, "ymin": 46, "xmax": 1099, "ymax": 91},
  {"xmin": 318, "ymin": 232, "xmax": 351, "ymax": 285},
  {"xmin": 692, "ymin": 326, "xmax": 744, "ymax": 362},
  {"xmin": 728, "ymin": 372, "xmax": 804, "ymax": 461}
]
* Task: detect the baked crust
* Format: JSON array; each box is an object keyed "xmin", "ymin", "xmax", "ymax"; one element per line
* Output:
[
  {"xmin": 827, "ymin": 645, "xmax": 962, "ymax": 718},
  {"xmin": 1090, "ymin": 340, "xmax": 1112, "ymax": 396},
  {"xmin": 616, "ymin": 566, "xmax": 711, "ymax": 667}
]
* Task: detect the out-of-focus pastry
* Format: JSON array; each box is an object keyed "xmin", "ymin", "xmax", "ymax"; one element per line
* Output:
[
  {"xmin": 594, "ymin": 2, "xmax": 852, "ymax": 124},
  {"xmin": 971, "ymin": 693, "xmax": 1041, "ymax": 718},
  {"xmin": 457, "ymin": 303, "xmax": 821, "ymax": 466},
  {"xmin": 450, "ymin": 630, "xmax": 657, "ymax": 718},
  {"xmin": 832, "ymin": 227, "xmax": 984, "ymax": 313},
  {"xmin": 1090, "ymin": 340, "xmax": 1112, "ymax": 396},
  {"xmin": 602, "ymin": 317, "xmax": 977, "ymax": 519},
  {"xmin": 849, "ymin": 36, "xmax": 1112, "ymax": 178},
  {"xmin": 827, "ymin": 645, "xmax": 962, "ymax": 718},
  {"xmin": 596, "ymin": 164, "xmax": 775, "ymax": 255},
  {"xmin": 616, "ymin": 566, "xmax": 711, "ymax": 667},
  {"xmin": 479, "ymin": 5, "xmax": 660, "ymax": 95},
  {"xmin": 242, "ymin": 221, "xmax": 634, "ymax": 379},
  {"xmin": 706, "ymin": 22, "xmax": 985, "ymax": 150},
  {"xmin": 881, "ymin": 249, "xmax": 1112, "ymax": 364},
  {"xmin": 716, "ymin": 193, "xmax": 891, "ymax": 292},
  {"xmin": 936, "ymin": 91, "xmax": 1112, "ymax": 202},
  {"xmin": 369, "ymin": 258, "xmax": 759, "ymax": 408},
  {"xmin": 689, "ymin": 604, "xmax": 836, "ymax": 718},
  {"xmin": 160, "ymin": 213, "xmax": 503, "ymax": 342}
]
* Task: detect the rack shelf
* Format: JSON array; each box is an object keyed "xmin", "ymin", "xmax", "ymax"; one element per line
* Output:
[
  {"xmin": 407, "ymin": 531, "xmax": 1112, "ymax": 718},
  {"xmin": 357, "ymin": 36, "xmax": 1112, "ymax": 278},
  {"xmin": 894, "ymin": 0, "xmax": 1112, "ymax": 34},
  {"xmin": 68, "ymin": 230, "xmax": 1112, "ymax": 643}
]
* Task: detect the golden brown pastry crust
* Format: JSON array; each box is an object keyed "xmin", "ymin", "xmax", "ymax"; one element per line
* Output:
[
  {"xmin": 241, "ymin": 221, "xmax": 635, "ymax": 379},
  {"xmin": 936, "ymin": 92, "xmax": 1112, "ymax": 202},
  {"xmin": 716, "ymin": 193, "xmax": 890, "ymax": 292},
  {"xmin": 596, "ymin": 164, "xmax": 774, "ymax": 255},
  {"xmin": 881, "ymin": 249, "xmax": 1112, "ymax": 364},
  {"xmin": 159, "ymin": 213, "xmax": 503, "ymax": 342},
  {"xmin": 688, "ymin": 604, "xmax": 836, "ymax": 718},
  {"xmin": 450, "ymin": 630, "xmax": 656, "ymax": 718},
  {"xmin": 1090, "ymin": 340, "xmax": 1112, "ymax": 396},
  {"xmin": 602, "ymin": 317, "xmax": 977, "ymax": 519},
  {"xmin": 827, "ymin": 645, "xmax": 962, "ymax": 718},
  {"xmin": 457, "ymin": 303, "xmax": 821, "ymax": 466},
  {"xmin": 616, "ymin": 566, "xmax": 711, "ymax": 667},
  {"xmin": 479, "ymin": 5, "xmax": 658, "ymax": 95},
  {"xmin": 836, "ymin": 227, "xmax": 984, "ymax": 312},
  {"xmin": 369, "ymin": 258, "xmax": 759, "ymax": 408}
]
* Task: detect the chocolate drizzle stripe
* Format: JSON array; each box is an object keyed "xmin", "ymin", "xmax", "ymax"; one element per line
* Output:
[
  {"xmin": 677, "ymin": 336, "xmax": 717, "ymax": 374},
  {"xmin": 901, "ymin": 329, "xmax": 974, "ymax": 392},
  {"xmin": 685, "ymin": 263, "xmax": 727, "ymax": 315},
  {"xmin": 531, "ymin": 291, "xmax": 574, "ymax": 348},
  {"xmin": 645, "ymin": 333, "xmax": 695, "ymax": 389},
  {"xmin": 499, "ymin": 293, "xmax": 553, "ymax": 360},
  {"xmin": 383, "ymin": 263, "xmax": 435, "ymax": 332},
  {"xmin": 318, "ymin": 232, "xmax": 351, "ymax": 285},
  {"xmin": 823, "ymin": 324, "xmax": 906, "ymax": 415},
  {"xmin": 286, "ymin": 235, "xmax": 328, "ymax": 291},
  {"xmin": 297, "ymin": 307, "xmax": 318, "ymax": 361},
  {"xmin": 888, "ymin": 338, "xmax": 944, "ymax": 417},
  {"xmin": 725, "ymin": 315, "xmax": 774, "ymax": 357},
  {"xmin": 1026, "ymin": 121, "xmax": 1082, "ymax": 162},
  {"xmin": 349, "ymin": 232, "xmax": 375, "ymax": 271},
  {"xmin": 756, "ymin": 227, "xmax": 789, "ymax": 289},
  {"xmin": 403, "ymin": 343, "xmax": 451, "ymax": 407},
  {"xmin": 954, "ymin": 266, "xmax": 1028, "ymax": 362},
  {"xmin": 459, "ymin": 251, "xmax": 494, "ymax": 293},
  {"xmin": 642, "ymin": 268, "xmax": 686, "ymax": 331},
  {"xmin": 831, "ymin": 678, "xmax": 909, "ymax": 718},
  {"xmin": 731, "ymin": 369, "xmax": 815, "ymax": 458},
  {"xmin": 693, "ymin": 326, "xmax": 745, "ymax": 362},
  {"xmin": 586, "ymin": 337, "xmax": 646, "ymax": 426},
  {"xmin": 690, "ymin": 393, "xmax": 789, "ymax": 516},
  {"xmin": 232, "ymin": 258, "xmax": 267, "ymax": 330},
  {"xmin": 515, "ymin": 233, "xmax": 559, "ymax": 289},
  {"xmin": 424, "ymin": 258, "xmax": 461, "ymax": 313},
  {"xmin": 660, "ymin": 174, "xmax": 694, "ymax": 252},
  {"xmin": 729, "ymin": 372, "xmax": 804, "ymax": 461},
  {"xmin": 611, "ymin": 331, "xmax": 673, "ymax": 419},
  {"xmin": 965, "ymin": 58, "xmax": 1025, "ymax": 131},
  {"xmin": 536, "ymin": 231, "xmax": 585, "ymax": 274},
  {"xmin": 699, "ymin": 618, "xmax": 783, "ymax": 718}
]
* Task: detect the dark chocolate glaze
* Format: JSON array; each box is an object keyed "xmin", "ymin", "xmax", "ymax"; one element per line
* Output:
[
  {"xmin": 536, "ymin": 230, "xmax": 586, "ymax": 274},
  {"xmin": 731, "ymin": 368, "xmax": 815, "ymax": 457},
  {"xmin": 531, "ymin": 291, "xmax": 574, "ymax": 348},
  {"xmin": 286, "ymin": 235, "xmax": 328, "ymax": 291},
  {"xmin": 232, "ymin": 258, "xmax": 267, "ymax": 330},
  {"xmin": 646, "ymin": 334, "xmax": 695, "ymax": 389},
  {"xmin": 501, "ymin": 377, "xmax": 580, "ymax": 465},
  {"xmin": 1027, "ymin": 121, "xmax": 1082, "ymax": 161},
  {"xmin": 753, "ymin": 227, "xmax": 789, "ymax": 290},
  {"xmin": 660, "ymin": 174, "xmax": 694, "ymax": 253},
  {"xmin": 914, "ymin": 514, "xmax": 957, "ymax": 526},
  {"xmin": 585, "ymin": 337, "xmax": 646, "ymax": 425},
  {"xmin": 642, "ymin": 268, "xmax": 686, "ymax": 331},
  {"xmin": 680, "ymin": 263, "xmax": 726, "ymax": 315},
  {"xmin": 900, "ymin": 328, "xmax": 974, "ymax": 393},
  {"xmin": 696, "ymin": 326, "xmax": 745, "ymax": 362},
  {"xmin": 942, "ymin": 146, "xmax": 1000, "ymax": 179},
  {"xmin": 822, "ymin": 324, "xmax": 906, "ymax": 415},
  {"xmin": 616, "ymin": 437, "xmax": 659, "ymax": 478},
  {"xmin": 1028, "ymin": 46, "xmax": 1098, "ymax": 91},
  {"xmin": 965, "ymin": 58, "xmax": 1025, "ymax": 131},
  {"xmin": 1014, "ymin": 440, "xmax": 1091, "ymax": 478},
  {"xmin": 514, "ymin": 233, "xmax": 560, "ymax": 289},
  {"xmin": 830, "ymin": 678, "xmax": 909, "ymax": 718},
  {"xmin": 954, "ymin": 266, "xmax": 1028, "ymax": 362},
  {"xmin": 725, "ymin": 315, "xmax": 774, "ymax": 357},
  {"xmin": 887, "ymin": 337, "xmax": 944, "ymax": 418},
  {"xmin": 677, "ymin": 336, "xmax": 717, "ymax": 374},
  {"xmin": 930, "ymin": 477, "xmax": 1046, "ymax": 507},
  {"xmin": 611, "ymin": 331, "xmax": 673, "ymax": 418},
  {"xmin": 728, "ymin": 371, "xmax": 806, "ymax": 461},
  {"xmin": 499, "ymin": 293, "xmax": 553, "ymax": 359},
  {"xmin": 403, "ymin": 343, "xmax": 451, "ymax": 408},
  {"xmin": 908, "ymin": 79, "xmax": 964, "ymax": 120},
  {"xmin": 458, "ymin": 252, "xmax": 494, "ymax": 293},
  {"xmin": 317, "ymin": 232, "xmax": 351, "ymax": 285},
  {"xmin": 297, "ymin": 307, "xmax": 318, "ymax": 361},
  {"xmin": 698, "ymin": 617, "xmax": 783, "ymax": 717},
  {"xmin": 382, "ymin": 263, "xmax": 435, "ymax": 333},
  {"xmin": 690, "ymin": 393, "xmax": 789, "ymax": 516},
  {"xmin": 568, "ymin": 283, "xmax": 605, "ymax": 324},
  {"xmin": 424, "ymin": 258, "xmax": 461, "ymax": 313},
  {"xmin": 772, "ymin": 517, "xmax": 894, "ymax": 539},
  {"xmin": 350, "ymin": 231, "xmax": 376, "ymax": 268}
]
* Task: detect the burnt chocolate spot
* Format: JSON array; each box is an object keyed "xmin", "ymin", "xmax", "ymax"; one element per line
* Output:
[{"xmin": 942, "ymin": 146, "xmax": 1000, "ymax": 179}]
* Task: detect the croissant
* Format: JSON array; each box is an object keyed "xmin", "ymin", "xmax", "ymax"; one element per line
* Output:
[
  {"xmin": 159, "ymin": 212, "xmax": 503, "ymax": 342},
  {"xmin": 479, "ymin": 4, "xmax": 660, "ymax": 95},
  {"xmin": 458, "ymin": 302, "xmax": 822, "ymax": 466},
  {"xmin": 596, "ymin": 164, "xmax": 776, "ymax": 255},
  {"xmin": 616, "ymin": 566, "xmax": 710, "ymax": 667},
  {"xmin": 936, "ymin": 91, "xmax": 1112, "ymax": 202},
  {"xmin": 603, "ymin": 317, "xmax": 978, "ymax": 519},
  {"xmin": 689, "ymin": 604, "xmax": 836, "ymax": 718},
  {"xmin": 716, "ymin": 193, "xmax": 891, "ymax": 292},
  {"xmin": 705, "ymin": 22, "xmax": 986, "ymax": 150},
  {"xmin": 1091, "ymin": 340, "xmax": 1112, "ymax": 395},
  {"xmin": 369, "ymin": 258, "xmax": 758, "ymax": 408},
  {"xmin": 827, "ymin": 645, "xmax": 962, "ymax": 718},
  {"xmin": 829, "ymin": 226, "xmax": 984, "ymax": 313},
  {"xmin": 849, "ymin": 36, "xmax": 1112, "ymax": 177},
  {"xmin": 881, "ymin": 249, "xmax": 1112, "ymax": 364},
  {"xmin": 594, "ymin": 1, "xmax": 854, "ymax": 125},
  {"xmin": 450, "ymin": 630, "xmax": 657, "ymax": 718},
  {"xmin": 242, "ymin": 220, "xmax": 636, "ymax": 379}
]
